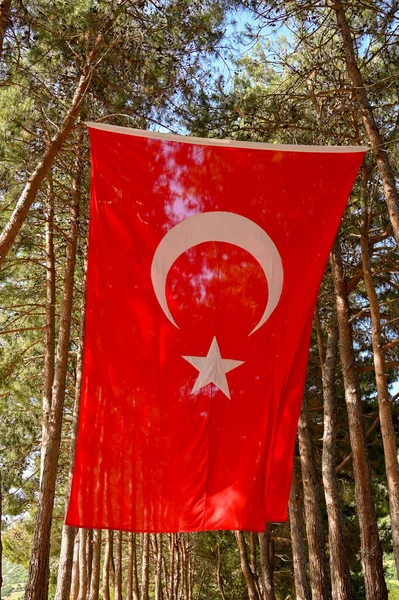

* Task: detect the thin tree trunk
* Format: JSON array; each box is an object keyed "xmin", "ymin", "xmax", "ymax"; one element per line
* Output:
[
  {"xmin": 154, "ymin": 534, "xmax": 163, "ymax": 600},
  {"xmin": 40, "ymin": 180, "xmax": 56, "ymax": 485},
  {"xmin": 0, "ymin": 0, "xmax": 11, "ymax": 59},
  {"xmin": 141, "ymin": 533, "xmax": 150, "ymax": 600},
  {"xmin": 87, "ymin": 529, "xmax": 94, "ymax": 592},
  {"xmin": 289, "ymin": 468, "xmax": 310, "ymax": 600},
  {"xmin": 70, "ymin": 536, "xmax": 80, "ymax": 600},
  {"xmin": 127, "ymin": 533, "xmax": 139, "ymax": 600},
  {"xmin": 54, "ymin": 231, "xmax": 88, "ymax": 600},
  {"xmin": 330, "ymin": 241, "xmax": 387, "ymax": 600},
  {"xmin": 168, "ymin": 534, "xmax": 175, "ymax": 600},
  {"xmin": 258, "ymin": 526, "xmax": 275, "ymax": 600},
  {"xmin": 320, "ymin": 313, "xmax": 352, "ymax": 600},
  {"xmin": 0, "ymin": 34, "xmax": 104, "ymax": 267},
  {"xmin": 216, "ymin": 542, "xmax": 227, "ymax": 600},
  {"xmin": 77, "ymin": 529, "xmax": 88, "ymax": 600},
  {"xmin": 103, "ymin": 531, "xmax": 113, "ymax": 600},
  {"xmin": 333, "ymin": 0, "xmax": 399, "ymax": 245},
  {"xmin": 298, "ymin": 397, "xmax": 330, "ymax": 600},
  {"xmin": 235, "ymin": 532, "xmax": 260, "ymax": 600},
  {"xmin": 24, "ymin": 147, "xmax": 82, "ymax": 600},
  {"xmin": 88, "ymin": 530, "xmax": 102, "ymax": 600},
  {"xmin": 115, "ymin": 530, "xmax": 123, "ymax": 600},
  {"xmin": 360, "ymin": 172, "xmax": 399, "ymax": 577}
]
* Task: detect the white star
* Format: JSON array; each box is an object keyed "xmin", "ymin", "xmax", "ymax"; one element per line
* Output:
[{"xmin": 182, "ymin": 337, "xmax": 244, "ymax": 399}]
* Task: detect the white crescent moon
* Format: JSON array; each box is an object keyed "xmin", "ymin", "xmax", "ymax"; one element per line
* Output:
[{"xmin": 151, "ymin": 211, "xmax": 283, "ymax": 335}]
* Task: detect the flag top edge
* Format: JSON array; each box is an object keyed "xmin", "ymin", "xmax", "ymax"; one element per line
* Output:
[{"xmin": 85, "ymin": 122, "xmax": 368, "ymax": 154}]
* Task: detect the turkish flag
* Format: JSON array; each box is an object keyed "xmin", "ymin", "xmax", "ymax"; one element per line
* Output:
[{"xmin": 66, "ymin": 124, "xmax": 365, "ymax": 532}]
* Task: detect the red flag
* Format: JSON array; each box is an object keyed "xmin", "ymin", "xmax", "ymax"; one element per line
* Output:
[{"xmin": 66, "ymin": 124, "xmax": 366, "ymax": 532}]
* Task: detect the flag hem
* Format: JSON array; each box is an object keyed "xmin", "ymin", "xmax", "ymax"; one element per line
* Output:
[{"xmin": 85, "ymin": 122, "xmax": 368, "ymax": 153}]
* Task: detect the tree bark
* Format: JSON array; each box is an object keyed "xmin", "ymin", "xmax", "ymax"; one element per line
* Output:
[
  {"xmin": 216, "ymin": 541, "xmax": 227, "ymax": 600},
  {"xmin": 114, "ymin": 530, "xmax": 123, "ymax": 600},
  {"xmin": 70, "ymin": 536, "xmax": 80, "ymax": 600},
  {"xmin": 40, "ymin": 179, "xmax": 56, "ymax": 485},
  {"xmin": 333, "ymin": 0, "xmax": 399, "ymax": 245},
  {"xmin": 154, "ymin": 534, "xmax": 163, "ymax": 600},
  {"xmin": 77, "ymin": 529, "xmax": 88, "ymax": 600},
  {"xmin": 103, "ymin": 530, "xmax": 113, "ymax": 600},
  {"xmin": 298, "ymin": 396, "xmax": 330, "ymax": 600},
  {"xmin": 24, "ymin": 147, "xmax": 82, "ymax": 600},
  {"xmin": 127, "ymin": 533, "xmax": 139, "ymax": 600},
  {"xmin": 258, "ymin": 527, "xmax": 275, "ymax": 600},
  {"xmin": 0, "ymin": 0, "xmax": 11, "ymax": 59},
  {"xmin": 360, "ymin": 173, "xmax": 399, "ymax": 577},
  {"xmin": 54, "ymin": 227, "xmax": 87, "ymax": 600},
  {"xmin": 289, "ymin": 467, "xmax": 310, "ymax": 600},
  {"xmin": 87, "ymin": 529, "xmax": 94, "ymax": 593},
  {"xmin": 88, "ymin": 530, "xmax": 102, "ymax": 600},
  {"xmin": 235, "ymin": 532, "xmax": 260, "ymax": 600},
  {"xmin": 330, "ymin": 241, "xmax": 387, "ymax": 600},
  {"xmin": 141, "ymin": 533, "xmax": 150, "ymax": 600},
  {"xmin": 321, "ymin": 313, "xmax": 352, "ymax": 600},
  {"xmin": 0, "ymin": 33, "xmax": 103, "ymax": 267}
]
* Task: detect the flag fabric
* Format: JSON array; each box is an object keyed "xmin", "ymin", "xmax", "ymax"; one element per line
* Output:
[{"xmin": 66, "ymin": 123, "xmax": 366, "ymax": 532}]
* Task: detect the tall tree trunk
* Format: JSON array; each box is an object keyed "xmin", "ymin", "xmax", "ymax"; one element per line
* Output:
[
  {"xmin": 77, "ymin": 529, "xmax": 88, "ymax": 600},
  {"xmin": 0, "ymin": 0, "xmax": 11, "ymax": 59},
  {"xmin": 0, "ymin": 34, "xmax": 104, "ymax": 267},
  {"xmin": 168, "ymin": 534, "xmax": 175, "ymax": 600},
  {"xmin": 258, "ymin": 527, "xmax": 275, "ymax": 600},
  {"xmin": 333, "ymin": 0, "xmax": 399, "ymax": 245},
  {"xmin": 360, "ymin": 172, "xmax": 399, "ymax": 577},
  {"xmin": 55, "ymin": 232, "xmax": 88, "ymax": 600},
  {"xmin": 103, "ymin": 531, "xmax": 113, "ymax": 600},
  {"xmin": 154, "ymin": 534, "xmax": 163, "ymax": 600},
  {"xmin": 115, "ymin": 530, "xmax": 123, "ymax": 600},
  {"xmin": 40, "ymin": 180, "xmax": 56, "ymax": 485},
  {"xmin": 24, "ymin": 147, "xmax": 83, "ymax": 600},
  {"xmin": 88, "ymin": 530, "xmax": 102, "ymax": 600},
  {"xmin": 141, "ymin": 533, "xmax": 150, "ymax": 600},
  {"xmin": 87, "ymin": 529, "xmax": 94, "ymax": 592},
  {"xmin": 289, "ymin": 467, "xmax": 310, "ymax": 600},
  {"xmin": 215, "ymin": 541, "xmax": 227, "ymax": 600},
  {"xmin": 330, "ymin": 241, "xmax": 387, "ymax": 600},
  {"xmin": 235, "ymin": 532, "xmax": 260, "ymax": 600},
  {"xmin": 70, "ymin": 536, "xmax": 80, "ymax": 600},
  {"xmin": 127, "ymin": 533, "xmax": 139, "ymax": 600},
  {"xmin": 320, "ymin": 313, "xmax": 352, "ymax": 600},
  {"xmin": 298, "ymin": 397, "xmax": 330, "ymax": 600}
]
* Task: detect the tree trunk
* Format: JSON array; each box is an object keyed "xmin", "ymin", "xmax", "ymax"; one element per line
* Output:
[
  {"xmin": 88, "ymin": 530, "xmax": 102, "ymax": 600},
  {"xmin": 127, "ymin": 533, "xmax": 139, "ymax": 600},
  {"xmin": 216, "ymin": 542, "xmax": 227, "ymax": 600},
  {"xmin": 289, "ymin": 467, "xmax": 310, "ymax": 600},
  {"xmin": 115, "ymin": 530, "xmax": 123, "ymax": 600},
  {"xmin": 54, "ymin": 229, "xmax": 87, "ymax": 600},
  {"xmin": 333, "ymin": 0, "xmax": 399, "ymax": 245},
  {"xmin": 24, "ymin": 148, "xmax": 82, "ymax": 600},
  {"xmin": 70, "ymin": 536, "xmax": 80, "ymax": 600},
  {"xmin": 154, "ymin": 534, "xmax": 163, "ymax": 600},
  {"xmin": 168, "ymin": 534, "xmax": 175, "ymax": 600},
  {"xmin": 258, "ymin": 527, "xmax": 275, "ymax": 600},
  {"xmin": 320, "ymin": 313, "xmax": 353, "ymax": 600},
  {"xmin": 330, "ymin": 241, "xmax": 387, "ymax": 600},
  {"xmin": 103, "ymin": 530, "xmax": 113, "ymax": 600},
  {"xmin": 40, "ymin": 180, "xmax": 56, "ymax": 485},
  {"xmin": 298, "ymin": 396, "xmax": 330, "ymax": 600},
  {"xmin": 141, "ymin": 533, "xmax": 150, "ymax": 600},
  {"xmin": 87, "ymin": 529, "xmax": 94, "ymax": 592},
  {"xmin": 235, "ymin": 532, "xmax": 260, "ymax": 600},
  {"xmin": 77, "ymin": 529, "xmax": 88, "ymax": 600},
  {"xmin": 0, "ymin": 0, "xmax": 11, "ymax": 59},
  {"xmin": 360, "ymin": 173, "xmax": 399, "ymax": 577},
  {"xmin": 0, "ymin": 34, "xmax": 104, "ymax": 267}
]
